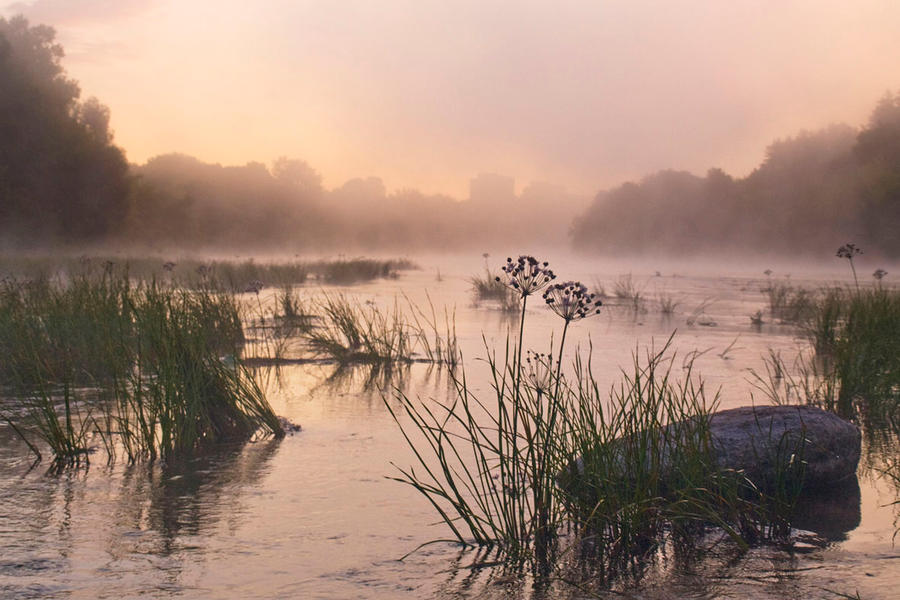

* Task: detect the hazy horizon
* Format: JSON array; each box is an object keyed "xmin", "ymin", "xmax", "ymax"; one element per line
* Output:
[{"xmin": 3, "ymin": 0, "xmax": 899, "ymax": 199}]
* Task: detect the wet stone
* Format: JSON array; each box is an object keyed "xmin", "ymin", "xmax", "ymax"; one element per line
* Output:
[{"xmin": 706, "ymin": 405, "xmax": 861, "ymax": 490}]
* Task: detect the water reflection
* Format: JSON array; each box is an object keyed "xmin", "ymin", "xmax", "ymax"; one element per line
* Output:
[
  {"xmin": 0, "ymin": 438, "xmax": 280, "ymax": 599},
  {"xmin": 792, "ymin": 477, "xmax": 862, "ymax": 541}
]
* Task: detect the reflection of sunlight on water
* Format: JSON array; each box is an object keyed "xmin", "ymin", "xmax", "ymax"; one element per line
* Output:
[{"xmin": 0, "ymin": 253, "xmax": 897, "ymax": 599}]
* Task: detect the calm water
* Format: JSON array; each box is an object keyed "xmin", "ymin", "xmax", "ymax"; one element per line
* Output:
[{"xmin": 1, "ymin": 254, "xmax": 898, "ymax": 599}]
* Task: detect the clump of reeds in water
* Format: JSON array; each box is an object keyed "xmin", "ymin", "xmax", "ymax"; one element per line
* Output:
[
  {"xmin": 613, "ymin": 273, "xmax": 647, "ymax": 313},
  {"xmin": 0, "ymin": 268, "xmax": 283, "ymax": 467},
  {"xmin": 309, "ymin": 257, "xmax": 416, "ymax": 284},
  {"xmin": 763, "ymin": 280, "xmax": 815, "ymax": 324},
  {"xmin": 303, "ymin": 292, "xmax": 459, "ymax": 368},
  {"xmin": 387, "ymin": 256, "xmax": 798, "ymax": 576},
  {"xmin": 765, "ymin": 285, "xmax": 900, "ymax": 425},
  {"xmin": 0, "ymin": 254, "xmax": 417, "ymax": 292},
  {"xmin": 469, "ymin": 270, "xmax": 519, "ymax": 313}
]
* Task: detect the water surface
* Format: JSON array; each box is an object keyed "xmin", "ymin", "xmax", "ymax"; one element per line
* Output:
[{"xmin": 1, "ymin": 255, "xmax": 897, "ymax": 599}]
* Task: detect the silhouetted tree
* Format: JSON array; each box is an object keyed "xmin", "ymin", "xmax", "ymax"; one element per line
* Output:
[
  {"xmin": 0, "ymin": 16, "xmax": 130, "ymax": 245},
  {"xmin": 855, "ymin": 92, "xmax": 900, "ymax": 256}
]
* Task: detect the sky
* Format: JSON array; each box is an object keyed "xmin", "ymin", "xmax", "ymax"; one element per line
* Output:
[{"xmin": 3, "ymin": 0, "xmax": 899, "ymax": 198}]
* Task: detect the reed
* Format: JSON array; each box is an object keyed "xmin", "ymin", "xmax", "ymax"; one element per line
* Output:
[
  {"xmin": 387, "ymin": 258, "xmax": 796, "ymax": 575},
  {"xmin": 306, "ymin": 293, "xmax": 413, "ymax": 365},
  {"xmin": 764, "ymin": 281, "xmax": 814, "ymax": 324},
  {"xmin": 657, "ymin": 292, "xmax": 680, "ymax": 315},
  {"xmin": 310, "ymin": 257, "xmax": 416, "ymax": 284},
  {"xmin": 754, "ymin": 285, "xmax": 900, "ymax": 424},
  {"xmin": 0, "ymin": 271, "xmax": 283, "ymax": 466},
  {"xmin": 613, "ymin": 274, "xmax": 646, "ymax": 313}
]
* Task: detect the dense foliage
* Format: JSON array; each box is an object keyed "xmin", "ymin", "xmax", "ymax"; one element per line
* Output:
[
  {"xmin": 572, "ymin": 93, "xmax": 900, "ymax": 258},
  {"xmin": 0, "ymin": 16, "xmax": 131, "ymax": 245}
]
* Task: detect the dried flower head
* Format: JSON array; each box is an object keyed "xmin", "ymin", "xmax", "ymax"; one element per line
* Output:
[
  {"xmin": 873, "ymin": 268, "xmax": 888, "ymax": 281},
  {"xmin": 495, "ymin": 256, "xmax": 555, "ymax": 297},
  {"xmin": 163, "ymin": 261, "xmax": 177, "ymax": 272},
  {"xmin": 542, "ymin": 281, "xmax": 602, "ymax": 322},
  {"xmin": 836, "ymin": 244, "xmax": 862, "ymax": 259},
  {"xmin": 244, "ymin": 279, "xmax": 265, "ymax": 294},
  {"xmin": 524, "ymin": 350, "xmax": 554, "ymax": 394}
]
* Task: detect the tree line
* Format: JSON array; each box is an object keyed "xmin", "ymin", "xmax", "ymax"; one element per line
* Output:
[
  {"xmin": 0, "ymin": 17, "xmax": 584, "ymax": 253},
  {"xmin": 571, "ymin": 93, "xmax": 900, "ymax": 258},
  {"xmin": 2, "ymin": 15, "xmax": 897, "ymax": 257}
]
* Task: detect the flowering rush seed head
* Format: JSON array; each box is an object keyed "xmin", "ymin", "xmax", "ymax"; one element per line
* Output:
[
  {"xmin": 836, "ymin": 243, "xmax": 862, "ymax": 259},
  {"xmin": 542, "ymin": 281, "xmax": 602, "ymax": 322},
  {"xmin": 497, "ymin": 255, "xmax": 556, "ymax": 297}
]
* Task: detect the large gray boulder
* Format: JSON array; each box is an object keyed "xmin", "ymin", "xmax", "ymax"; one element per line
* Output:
[
  {"xmin": 561, "ymin": 405, "xmax": 861, "ymax": 493},
  {"xmin": 706, "ymin": 405, "xmax": 860, "ymax": 490}
]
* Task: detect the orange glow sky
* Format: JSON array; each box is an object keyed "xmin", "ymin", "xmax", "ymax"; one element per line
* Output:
[{"xmin": 4, "ymin": 0, "xmax": 899, "ymax": 198}]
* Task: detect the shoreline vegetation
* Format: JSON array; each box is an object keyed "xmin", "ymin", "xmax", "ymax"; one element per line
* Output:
[{"xmin": 0, "ymin": 256, "xmax": 453, "ymax": 468}]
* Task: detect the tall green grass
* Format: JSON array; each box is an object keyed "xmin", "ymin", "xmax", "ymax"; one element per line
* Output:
[
  {"xmin": 387, "ymin": 258, "xmax": 798, "ymax": 575},
  {"xmin": 757, "ymin": 286, "xmax": 900, "ymax": 424},
  {"xmin": 304, "ymin": 293, "xmax": 459, "ymax": 368},
  {"xmin": 0, "ymin": 270, "xmax": 283, "ymax": 467}
]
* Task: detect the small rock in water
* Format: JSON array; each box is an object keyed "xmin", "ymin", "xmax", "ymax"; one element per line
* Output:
[{"xmin": 277, "ymin": 416, "xmax": 302, "ymax": 434}]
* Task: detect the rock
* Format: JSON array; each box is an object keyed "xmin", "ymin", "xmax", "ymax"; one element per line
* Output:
[
  {"xmin": 277, "ymin": 416, "xmax": 302, "ymax": 435},
  {"xmin": 706, "ymin": 405, "xmax": 860, "ymax": 490},
  {"xmin": 562, "ymin": 405, "xmax": 861, "ymax": 494}
]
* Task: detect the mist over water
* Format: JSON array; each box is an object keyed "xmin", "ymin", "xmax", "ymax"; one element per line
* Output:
[{"xmin": 2, "ymin": 3, "xmax": 900, "ymax": 599}]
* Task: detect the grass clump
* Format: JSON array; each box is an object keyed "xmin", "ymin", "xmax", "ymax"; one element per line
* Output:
[
  {"xmin": 304, "ymin": 293, "xmax": 460, "ymax": 368},
  {"xmin": 387, "ymin": 257, "xmax": 796, "ymax": 576},
  {"xmin": 310, "ymin": 257, "xmax": 416, "ymax": 284},
  {"xmin": 762, "ymin": 281, "xmax": 815, "ymax": 324},
  {"xmin": 0, "ymin": 270, "xmax": 283, "ymax": 467},
  {"xmin": 613, "ymin": 274, "xmax": 646, "ymax": 313},
  {"xmin": 469, "ymin": 269, "xmax": 519, "ymax": 312},
  {"xmin": 307, "ymin": 294, "xmax": 412, "ymax": 364}
]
